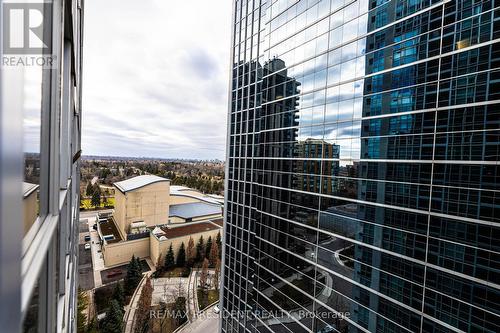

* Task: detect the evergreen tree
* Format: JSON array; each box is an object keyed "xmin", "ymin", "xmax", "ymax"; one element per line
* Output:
[
  {"xmin": 176, "ymin": 242, "xmax": 186, "ymax": 267},
  {"xmin": 77, "ymin": 288, "xmax": 88, "ymax": 333},
  {"xmin": 112, "ymin": 282, "xmax": 125, "ymax": 308},
  {"xmin": 85, "ymin": 181, "xmax": 93, "ymax": 196},
  {"xmin": 91, "ymin": 187, "xmax": 101, "ymax": 208},
  {"xmin": 216, "ymin": 232, "xmax": 222, "ymax": 251},
  {"xmin": 101, "ymin": 300, "xmax": 123, "ymax": 333},
  {"xmin": 205, "ymin": 236, "xmax": 213, "ymax": 260},
  {"xmin": 135, "ymin": 255, "xmax": 142, "ymax": 273},
  {"xmin": 86, "ymin": 318, "xmax": 98, "ymax": 333},
  {"xmin": 195, "ymin": 236, "xmax": 204, "ymax": 263},
  {"xmin": 164, "ymin": 244, "xmax": 175, "ymax": 270},
  {"xmin": 125, "ymin": 255, "xmax": 142, "ymax": 295}
]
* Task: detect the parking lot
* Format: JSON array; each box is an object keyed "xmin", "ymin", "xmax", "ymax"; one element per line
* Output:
[
  {"xmin": 78, "ymin": 243, "xmax": 94, "ymax": 290},
  {"xmin": 78, "ymin": 218, "xmax": 95, "ymax": 290}
]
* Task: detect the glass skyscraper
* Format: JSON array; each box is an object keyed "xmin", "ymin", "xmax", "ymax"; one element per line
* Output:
[{"xmin": 222, "ymin": 0, "xmax": 500, "ymax": 332}]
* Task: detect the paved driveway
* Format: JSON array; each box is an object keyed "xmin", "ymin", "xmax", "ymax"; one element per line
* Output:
[
  {"xmin": 78, "ymin": 217, "xmax": 94, "ymax": 290},
  {"xmin": 78, "ymin": 244, "xmax": 94, "ymax": 290}
]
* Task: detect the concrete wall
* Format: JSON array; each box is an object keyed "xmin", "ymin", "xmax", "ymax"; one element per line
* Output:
[
  {"xmin": 114, "ymin": 181, "xmax": 170, "ymax": 235},
  {"xmin": 103, "ymin": 238, "xmax": 150, "ymax": 267},
  {"xmin": 114, "ymin": 190, "xmax": 127, "ymax": 237},
  {"xmin": 23, "ymin": 191, "xmax": 38, "ymax": 235},
  {"xmin": 150, "ymin": 228, "xmax": 222, "ymax": 267},
  {"xmin": 169, "ymin": 195, "xmax": 199, "ymax": 205},
  {"xmin": 169, "ymin": 216, "xmax": 186, "ymax": 224},
  {"xmin": 176, "ymin": 189, "xmax": 204, "ymax": 197}
]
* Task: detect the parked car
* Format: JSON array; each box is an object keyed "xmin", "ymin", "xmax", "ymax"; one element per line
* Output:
[
  {"xmin": 213, "ymin": 304, "xmax": 220, "ymax": 314},
  {"xmin": 84, "ymin": 243, "xmax": 91, "ymax": 250},
  {"xmin": 84, "ymin": 235, "xmax": 91, "ymax": 242},
  {"xmin": 92, "ymin": 224, "xmax": 97, "ymax": 230}
]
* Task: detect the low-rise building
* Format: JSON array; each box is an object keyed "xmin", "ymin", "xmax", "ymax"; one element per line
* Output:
[
  {"xmin": 99, "ymin": 175, "xmax": 223, "ymax": 267},
  {"xmin": 150, "ymin": 218, "xmax": 222, "ymax": 267}
]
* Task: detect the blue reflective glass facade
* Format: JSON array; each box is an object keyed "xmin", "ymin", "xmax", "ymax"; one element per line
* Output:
[{"xmin": 222, "ymin": 1, "xmax": 500, "ymax": 332}]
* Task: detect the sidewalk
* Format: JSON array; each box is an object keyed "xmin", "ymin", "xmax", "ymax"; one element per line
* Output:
[
  {"xmin": 178, "ymin": 269, "xmax": 220, "ymax": 333},
  {"xmin": 186, "ymin": 270, "xmax": 199, "ymax": 322},
  {"xmin": 123, "ymin": 272, "xmax": 151, "ymax": 333},
  {"xmin": 176, "ymin": 305, "xmax": 218, "ymax": 333}
]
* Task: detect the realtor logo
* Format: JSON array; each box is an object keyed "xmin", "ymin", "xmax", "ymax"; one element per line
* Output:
[{"xmin": 2, "ymin": 1, "xmax": 52, "ymax": 55}]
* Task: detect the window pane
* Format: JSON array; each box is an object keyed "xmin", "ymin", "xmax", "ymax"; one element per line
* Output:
[{"xmin": 23, "ymin": 67, "xmax": 42, "ymax": 237}]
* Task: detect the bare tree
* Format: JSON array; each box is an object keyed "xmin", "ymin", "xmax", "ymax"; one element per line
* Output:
[
  {"xmin": 176, "ymin": 278, "xmax": 185, "ymax": 299},
  {"xmin": 162, "ymin": 284, "xmax": 168, "ymax": 304},
  {"xmin": 159, "ymin": 284, "xmax": 169, "ymax": 331},
  {"xmin": 214, "ymin": 258, "xmax": 221, "ymax": 291},
  {"xmin": 155, "ymin": 253, "xmax": 163, "ymax": 274},
  {"xmin": 199, "ymin": 259, "xmax": 209, "ymax": 291},
  {"xmin": 209, "ymin": 241, "xmax": 219, "ymax": 267},
  {"xmin": 134, "ymin": 277, "xmax": 153, "ymax": 333},
  {"xmin": 186, "ymin": 236, "xmax": 195, "ymax": 267}
]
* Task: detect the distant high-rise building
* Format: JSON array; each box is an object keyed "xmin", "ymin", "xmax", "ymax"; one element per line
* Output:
[{"xmin": 222, "ymin": 0, "xmax": 500, "ymax": 332}]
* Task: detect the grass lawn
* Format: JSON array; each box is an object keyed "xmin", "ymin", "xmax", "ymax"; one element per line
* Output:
[
  {"xmin": 197, "ymin": 288, "xmax": 219, "ymax": 311},
  {"xmin": 80, "ymin": 197, "xmax": 115, "ymax": 210}
]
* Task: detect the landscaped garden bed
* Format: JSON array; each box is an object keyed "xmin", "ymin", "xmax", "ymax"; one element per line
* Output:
[{"xmin": 197, "ymin": 288, "xmax": 219, "ymax": 311}]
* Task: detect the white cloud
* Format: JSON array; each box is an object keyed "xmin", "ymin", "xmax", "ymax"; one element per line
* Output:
[{"xmin": 82, "ymin": 0, "xmax": 232, "ymax": 159}]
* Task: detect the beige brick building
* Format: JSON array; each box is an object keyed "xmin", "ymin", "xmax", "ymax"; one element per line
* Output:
[
  {"xmin": 113, "ymin": 175, "xmax": 170, "ymax": 236},
  {"xmin": 99, "ymin": 175, "xmax": 223, "ymax": 267}
]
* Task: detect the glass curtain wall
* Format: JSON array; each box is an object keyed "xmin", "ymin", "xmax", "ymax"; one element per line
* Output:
[{"xmin": 222, "ymin": 0, "xmax": 500, "ymax": 332}]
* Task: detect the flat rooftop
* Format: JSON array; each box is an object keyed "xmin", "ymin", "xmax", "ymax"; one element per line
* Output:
[
  {"xmin": 160, "ymin": 221, "xmax": 221, "ymax": 239},
  {"xmin": 170, "ymin": 185, "xmax": 222, "ymax": 205},
  {"xmin": 169, "ymin": 202, "xmax": 222, "ymax": 219},
  {"xmin": 99, "ymin": 216, "xmax": 122, "ymax": 243}
]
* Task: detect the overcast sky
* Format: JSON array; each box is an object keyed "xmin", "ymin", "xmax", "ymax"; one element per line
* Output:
[{"xmin": 82, "ymin": 0, "xmax": 232, "ymax": 160}]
